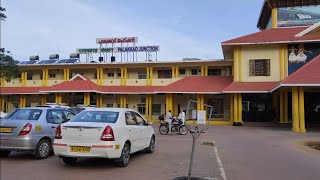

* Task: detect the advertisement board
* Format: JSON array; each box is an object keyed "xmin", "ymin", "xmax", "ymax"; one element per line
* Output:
[{"xmin": 278, "ymin": 6, "xmax": 320, "ymax": 27}]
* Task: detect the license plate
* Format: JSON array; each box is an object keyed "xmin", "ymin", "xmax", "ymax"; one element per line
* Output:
[
  {"xmin": 0, "ymin": 128, "xmax": 13, "ymax": 133},
  {"xmin": 70, "ymin": 146, "xmax": 91, "ymax": 153}
]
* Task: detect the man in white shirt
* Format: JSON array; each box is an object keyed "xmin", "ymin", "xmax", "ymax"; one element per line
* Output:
[
  {"xmin": 166, "ymin": 110, "xmax": 172, "ymax": 135},
  {"xmin": 178, "ymin": 110, "xmax": 186, "ymax": 124}
]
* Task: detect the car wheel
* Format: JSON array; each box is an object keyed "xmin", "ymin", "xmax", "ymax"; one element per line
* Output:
[
  {"xmin": 159, "ymin": 125, "xmax": 168, "ymax": 135},
  {"xmin": 35, "ymin": 139, "xmax": 51, "ymax": 159},
  {"xmin": 62, "ymin": 157, "xmax": 77, "ymax": 165},
  {"xmin": 0, "ymin": 151, "xmax": 11, "ymax": 157},
  {"xmin": 145, "ymin": 135, "xmax": 155, "ymax": 153},
  {"xmin": 115, "ymin": 142, "xmax": 130, "ymax": 167},
  {"xmin": 179, "ymin": 125, "xmax": 189, "ymax": 135}
]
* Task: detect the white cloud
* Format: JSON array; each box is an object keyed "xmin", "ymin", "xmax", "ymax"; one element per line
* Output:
[{"xmin": 2, "ymin": 0, "xmax": 223, "ymax": 62}]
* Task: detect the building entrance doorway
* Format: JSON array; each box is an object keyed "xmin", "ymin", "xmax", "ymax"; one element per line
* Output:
[{"xmin": 242, "ymin": 94, "xmax": 273, "ymax": 122}]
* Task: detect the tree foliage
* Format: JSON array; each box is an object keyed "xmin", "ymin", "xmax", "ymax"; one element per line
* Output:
[
  {"xmin": 0, "ymin": 6, "xmax": 20, "ymax": 81},
  {"xmin": 0, "ymin": 6, "xmax": 6, "ymax": 21},
  {"xmin": 0, "ymin": 52, "xmax": 21, "ymax": 81}
]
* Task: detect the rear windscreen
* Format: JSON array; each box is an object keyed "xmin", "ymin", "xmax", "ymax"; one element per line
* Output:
[
  {"xmin": 5, "ymin": 109, "xmax": 42, "ymax": 120},
  {"xmin": 70, "ymin": 111, "xmax": 119, "ymax": 123}
]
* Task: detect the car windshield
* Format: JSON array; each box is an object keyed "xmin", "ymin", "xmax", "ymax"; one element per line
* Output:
[
  {"xmin": 70, "ymin": 111, "xmax": 119, "ymax": 123},
  {"xmin": 5, "ymin": 109, "xmax": 42, "ymax": 120}
]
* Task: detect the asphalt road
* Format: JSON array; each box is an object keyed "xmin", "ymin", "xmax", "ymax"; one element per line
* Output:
[{"xmin": 1, "ymin": 124, "xmax": 320, "ymax": 180}]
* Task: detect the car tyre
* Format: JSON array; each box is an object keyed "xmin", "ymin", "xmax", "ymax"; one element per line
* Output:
[
  {"xmin": 35, "ymin": 139, "xmax": 51, "ymax": 159},
  {"xmin": 0, "ymin": 151, "xmax": 11, "ymax": 157},
  {"xmin": 114, "ymin": 142, "xmax": 130, "ymax": 167},
  {"xmin": 62, "ymin": 157, "xmax": 77, "ymax": 165},
  {"xmin": 145, "ymin": 135, "xmax": 155, "ymax": 153}
]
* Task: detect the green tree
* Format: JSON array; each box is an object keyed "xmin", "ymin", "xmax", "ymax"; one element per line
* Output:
[
  {"xmin": 0, "ymin": 6, "xmax": 20, "ymax": 81},
  {"xmin": 0, "ymin": 6, "xmax": 6, "ymax": 20}
]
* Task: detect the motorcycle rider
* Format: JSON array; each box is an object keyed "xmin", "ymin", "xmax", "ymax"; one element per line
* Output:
[
  {"xmin": 178, "ymin": 109, "xmax": 186, "ymax": 124},
  {"xmin": 166, "ymin": 110, "xmax": 173, "ymax": 135}
]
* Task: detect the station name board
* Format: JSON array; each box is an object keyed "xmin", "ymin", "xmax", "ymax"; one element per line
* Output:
[
  {"xmin": 96, "ymin": 37, "xmax": 138, "ymax": 44},
  {"xmin": 76, "ymin": 46, "xmax": 159, "ymax": 54}
]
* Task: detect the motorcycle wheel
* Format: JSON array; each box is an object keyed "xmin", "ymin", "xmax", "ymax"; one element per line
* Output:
[
  {"xmin": 179, "ymin": 125, "xmax": 189, "ymax": 135},
  {"xmin": 159, "ymin": 125, "xmax": 169, "ymax": 135},
  {"xmin": 171, "ymin": 126, "xmax": 177, "ymax": 132}
]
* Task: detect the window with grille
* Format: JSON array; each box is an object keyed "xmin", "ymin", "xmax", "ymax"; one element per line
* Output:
[
  {"xmin": 191, "ymin": 69, "xmax": 198, "ymax": 75},
  {"xmin": 158, "ymin": 70, "xmax": 172, "ymax": 79},
  {"xmin": 49, "ymin": 74, "xmax": 56, "ymax": 78},
  {"xmin": 179, "ymin": 69, "xmax": 185, "ymax": 75},
  {"xmin": 249, "ymin": 59, "xmax": 270, "ymax": 76},
  {"xmin": 94, "ymin": 73, "xmax": 97, "ymax": 79},
  {"xmin": 152, "ymin": 104, "xmax": 161, "ymax": 115},
  {"xmin": 138, "ymin": 72, "xmax": 147, "ymax": 79},
  {"xmin": 108, "ymin": 73, "xmax": 114, "ymax": 77},
  {"xmin": 208, "ymin": 69, "xmax": 221, "ymax": 76},
  {"xmin": 137, "ymin": 104, "xmax": 146, "ymax": 115},
  {"xmin": 106, "ymin": 104, "xmax": 113, "ymax": 107},
  {"xmin": 27, "ymin": 74, "xmax": 33, "ymax": 80},
  {"xmin": 40, "ymin": 74, "xmax": 43, "ymax": 80}
]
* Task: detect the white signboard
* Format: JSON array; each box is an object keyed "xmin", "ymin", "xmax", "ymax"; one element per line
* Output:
[
  {"xmin": 76, "ymin": 46, "xmax": 159, "ymax": 54},
  {"xmin": 197, "ymin": 110, "xmax": 206, "ymax": 125},
  {"xmin": 96, "ymin": 37, "xmax": 138, "ymax": 44}
]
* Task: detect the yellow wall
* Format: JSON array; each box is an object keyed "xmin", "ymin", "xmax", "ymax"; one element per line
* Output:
[{"xmin": 241, "ymin": 45, "xmax": 281, "ymax": 82}]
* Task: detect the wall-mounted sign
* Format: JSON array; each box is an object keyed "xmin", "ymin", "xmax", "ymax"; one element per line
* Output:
[
  {"xmin": 116, "ymin": 46, "xmax": 159, "ymax": 52},
  {"xmin": 76, "ymin": 46, "xmax": 159, "ymax": 54},
  {"xmin": 96, "ymin": 37, "xmax": 138, "ymax": 44},
  {"xmin": 76, "ymin": 48, "xmax": 113, "ymax": 54}
]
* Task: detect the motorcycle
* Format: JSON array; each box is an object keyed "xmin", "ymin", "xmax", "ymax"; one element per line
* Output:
[{"xmin": 159, "ymin": 117, "xmax": 188, "ymax": 135}]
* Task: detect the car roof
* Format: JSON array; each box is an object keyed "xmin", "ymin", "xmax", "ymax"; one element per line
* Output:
[
  {"xmin": 82, "ymin": 108, "xmax": 136, "ymax": 113},
  {"xmin": 17, "ymin": 107, "xmax": 71, "ymax": 110}
]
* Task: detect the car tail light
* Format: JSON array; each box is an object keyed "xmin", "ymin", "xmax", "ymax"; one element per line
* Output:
[
  {"xmin": 101, "ymin": 126, "xmax": 115, "ymax": 141},
  {"xmin": 55, "ymin": 125, "xmax": 62, "ymax": 139},
  {"xmin": 19, "ymin": 123, "xmax": 32, "ymax": 136}
]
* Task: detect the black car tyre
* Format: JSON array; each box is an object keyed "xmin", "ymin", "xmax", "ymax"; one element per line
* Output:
[
  {"xmin": 115, "ymin": 142, "xmax": 130, "ymax": 167},
  {"xmin": 35, "ymin": 139, "xmax": 51, "ymax": 159},
  {"xmin": 0, "ymin": 151, "xmax": 11, "ymax": 157},
  {"xmin": 179, "ymin": 125, "xmax": 189, "ymax": 135},
  {"xmin": 62, "ymin": 157, "xmax": 77, "ymax": 165},
  {"xmin": 145, "ymin": 135, "xmax": 155, "ymax": 153},
  {"xmin": 159, "ymin": 125, "xmax": 168, "ymax": 135}
]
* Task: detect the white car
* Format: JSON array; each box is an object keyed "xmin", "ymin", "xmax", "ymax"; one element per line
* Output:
[{"xmin": 53, "ymin": 108, "xmax": 155, "ymax": 167}]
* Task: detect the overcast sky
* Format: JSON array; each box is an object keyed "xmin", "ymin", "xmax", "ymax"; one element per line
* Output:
[{"xmin": 1, "ymin": 0, "xmax": 263, "ymax": 62}]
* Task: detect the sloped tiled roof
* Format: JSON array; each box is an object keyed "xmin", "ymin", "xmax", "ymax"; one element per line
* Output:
[
  {"xmin": 222, "ymin": 27, "xmax": 320, "ymax": 45},
  {"xmin": 98, "ymin": 86, "xmax": 162, "ymax": 94},
  {"xmin": 0, "ymin": 87, "xmax": 47, "ymax": 95},
  {"xmin": 156, "ymin": 76, "xmax": 233, "ymax": 94},
  {"xmin": 223, "ymin": 82, "xmax": 279, "ymax": 93},
  {"xmin": 40, "ymin": 78, "xmax": 98, "ymax": 93},
  {"xmin": 280, "ymin": 54, "xmax": 320, "ymax": 86}
]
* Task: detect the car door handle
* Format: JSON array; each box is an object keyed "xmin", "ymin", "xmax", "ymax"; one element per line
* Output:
[
  {"xmin": 129, "ymin": 129, "xmax": 132, "ymax": 131},
  {"xmin": 140, "ymin": 129, "xmax": 143, "ymax": 131},
  {"xmin": 51, "ymin": 126, "xmax": 56, "ymax": 129}
]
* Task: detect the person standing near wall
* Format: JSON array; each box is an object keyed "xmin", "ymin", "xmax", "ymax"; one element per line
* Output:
[
  {"xmin": 178, "ymin": 109, "xmax": 186, "ymax": 124},
  {"xmin": 166, "ymin": 110, "xmax": 172, "ymax": 135}
]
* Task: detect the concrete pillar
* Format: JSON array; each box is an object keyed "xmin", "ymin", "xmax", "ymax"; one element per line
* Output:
[
  {"xmin": 299, "ymin": 87, "xmax": 306, "ymax": 133},
  {"xmin": 292, "ymin": 87, "xmax": 299, "ymax": 132},
  {"xmin": 271, "ymin": 8, "xmax": 278, "ymax": 29}
]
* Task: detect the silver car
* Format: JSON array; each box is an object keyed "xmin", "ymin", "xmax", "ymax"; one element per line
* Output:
[{"xmin": 0, "ymin": 107, "xmax": 75, "ymax": 159}]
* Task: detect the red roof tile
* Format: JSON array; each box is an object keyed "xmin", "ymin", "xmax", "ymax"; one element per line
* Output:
[
  {"xmin": 223, "ymin": 82, "xmax": 279, "ymax": 93},
  {"xmin": 156, "ymin": 76, "xmax": 233, "ymax": 94},
  {"xmin": 0, "ymin": 87, "xmax": 45, "ymax": 95},
  {"xmin": 280, "ymin": 54, "xmax": 320, "ymax": 86},
  {"xmin": 222, "ymin": 27, "xmax": 320, "ymax": 45},
  {"xmin": 40, "ymin": 79, "xmax": 98, "ymax": 92},
  {"xmin": 98, "ymin": 86, "xmax": 162, "ymax": 94}
]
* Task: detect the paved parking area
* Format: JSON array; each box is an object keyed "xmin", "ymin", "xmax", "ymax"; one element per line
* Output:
[{"xmin": 1, "ymin": 124, "xmax": 320, "ymax": 180}]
